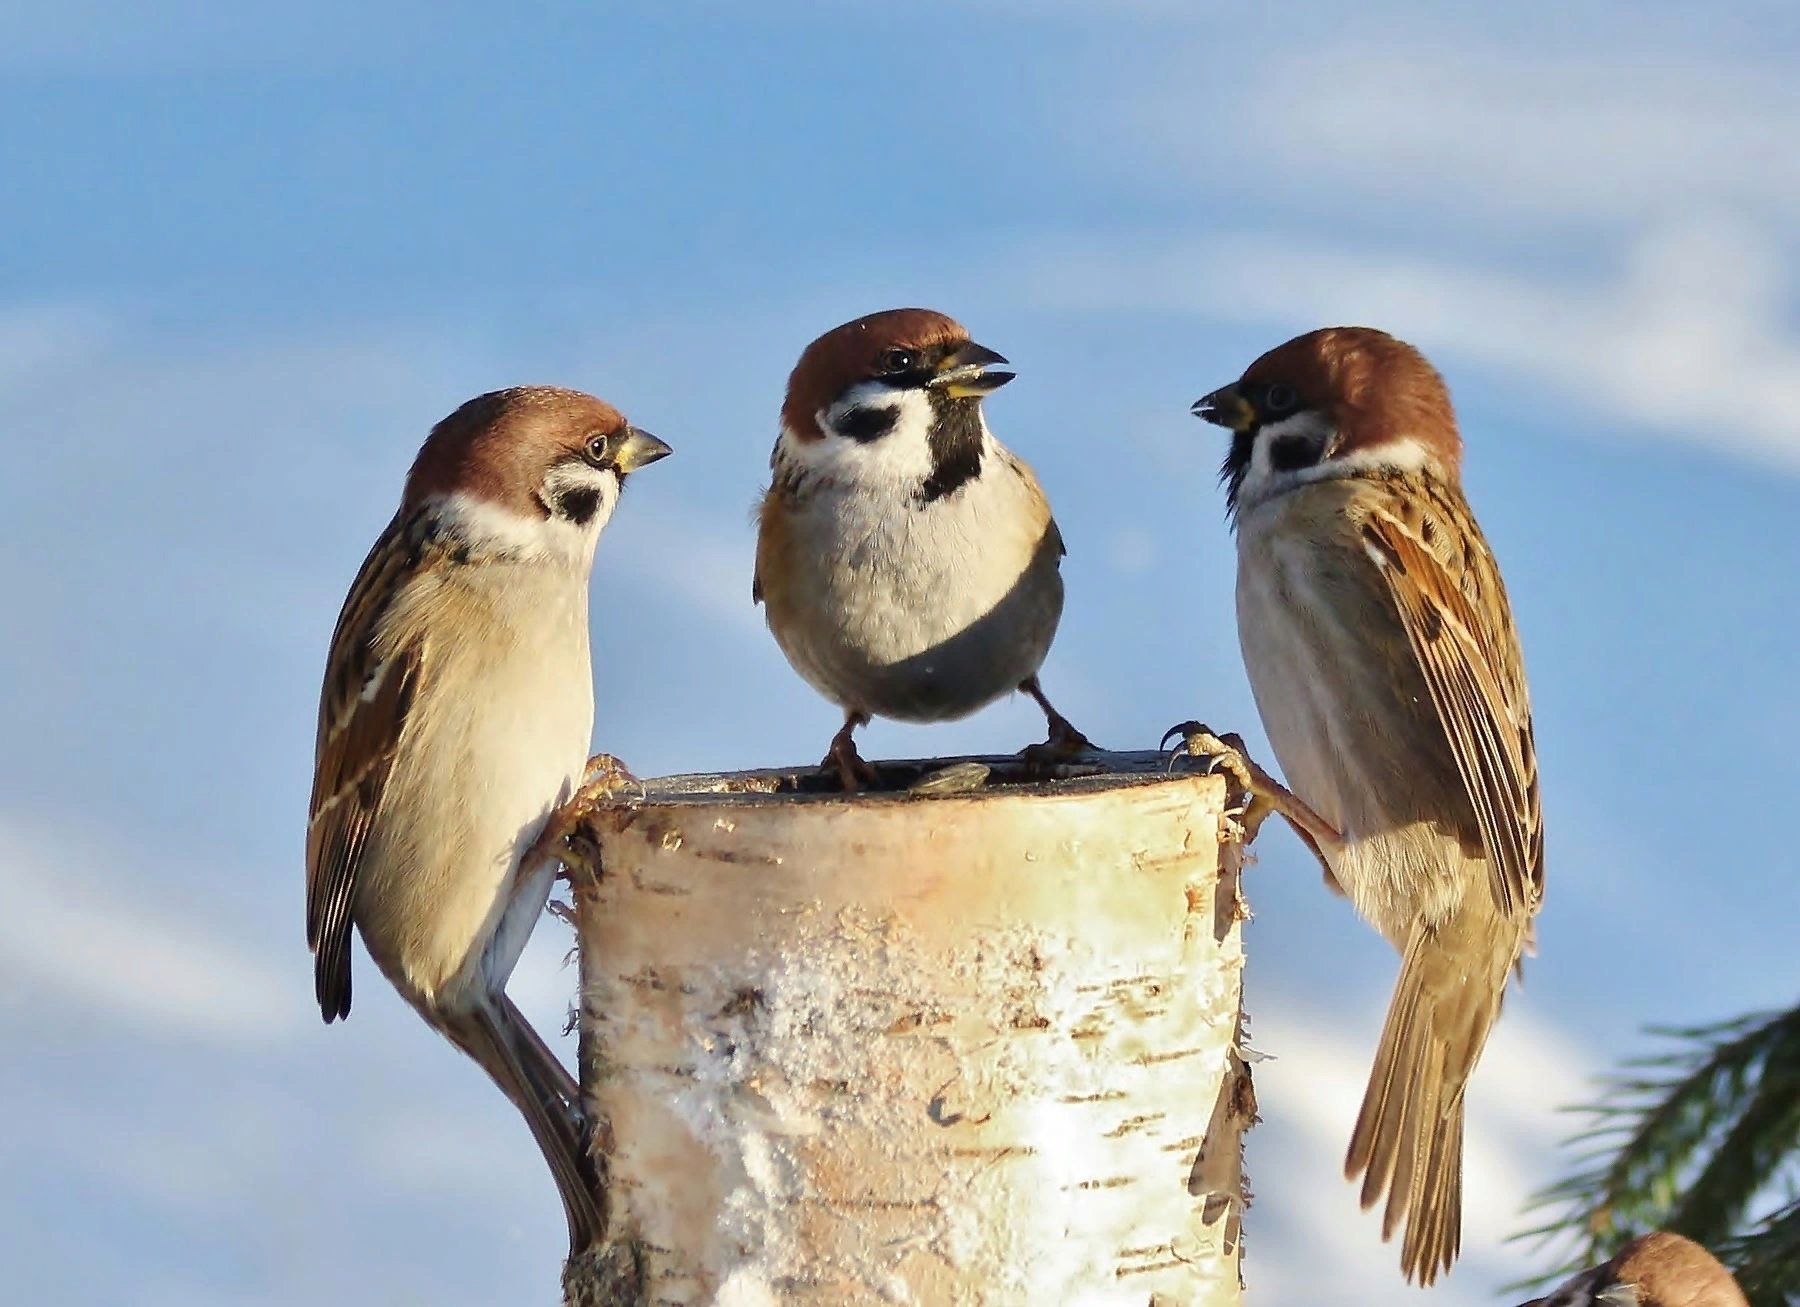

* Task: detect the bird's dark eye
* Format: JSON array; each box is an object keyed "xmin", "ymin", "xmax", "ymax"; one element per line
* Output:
[
  {"xmin": 1263, "ymin": 383, "xmax": 1299, "ymax": 414},
  {"xmin": 583, "ymin": 432, "xmax": 614, "ymax": 466},
  {"xmin": 877, "ymin": 347, "xmax": 919, "ymax": 375}
]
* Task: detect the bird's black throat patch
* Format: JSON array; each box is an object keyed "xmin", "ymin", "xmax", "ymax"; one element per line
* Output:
[
  {"xmin": 1220, "ymin": 428, "xmax": 1256, "ymax": 514},
  {"xmin": 551, "ymin": 486, "xmax": 603, "ymax": 525},
  {"xmin": 917, "ymin": 395, "xmax": 985, "ymax": 504}
]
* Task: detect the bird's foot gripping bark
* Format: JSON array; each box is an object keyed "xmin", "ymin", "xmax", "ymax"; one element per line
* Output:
[
  {"xmin": 1163, "ymin": 723, "xmax": 1271, "ymax": 844},
  {"xmin": 822, "ymin": 713, "xmax": 879, "ymax": 793},
  {"xmin": 1018, "ymin": 676, "xmax": 1094, "ymax": 775},
  {"xmin": 576, "ymin": 751, "xmax": 640, "ymax": 797},
  {"xmin": 1161, "ymin": 722, "xmax": 1339, "ymax": 855},
  {"xmin": 529, "ymin": 753, "xmax": 644, "ymax": 880},
  {"xmin": 1164, "ymin": 722, "xmax": 1346, "ymax": 886}
]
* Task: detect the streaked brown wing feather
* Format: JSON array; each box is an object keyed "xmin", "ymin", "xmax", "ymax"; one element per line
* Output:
[
  {"xmin": 304, "ymin": 514, "xmax": 432, "ymax": 1020},
  {"xmin": 751, "ymin": 485, "xmax": 787, "ymax": 606},
  {"xmin": 1358, "ymin": 482, "xmax": 1543, "ymax": 918}
]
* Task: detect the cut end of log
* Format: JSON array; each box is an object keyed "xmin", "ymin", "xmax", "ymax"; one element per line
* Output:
[{"xmin": 566, "ymin": 750, "xmax": 1251, "ymax": 1305}]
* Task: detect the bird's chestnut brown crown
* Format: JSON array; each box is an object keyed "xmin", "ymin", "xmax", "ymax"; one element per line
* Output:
[
  {"xmin": 1196, "ymin": 327, "xmax": 1462, "ymax": 508},
  {"xmin": 781, "ymin": 308, "xmax": 1014, "ymax": 443},
  {"xmin": 405, "ymin": 386, "xmax": 671, "ymax": 522}
]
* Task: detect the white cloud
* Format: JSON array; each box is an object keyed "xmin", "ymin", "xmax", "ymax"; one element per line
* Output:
[
  {"xmin": 354, "ymin": 1093, "xmax": 546, "ymax": 1201},
  {"xmin": 1012, "ymin": 218, "xmax": 1800, "ymax": 472},
  {"xmin": 609, "ymin": 503, "xmax": 765, "ymax": 635},
  {"xmin": 1248, "ymin": 998, "xmax": 1594, "ymax": 1304},
  {"xmin": 0, "ymin": 816, "xmax": 300, "ymax": 1044},
  {"xmin": 1106, "ymin": 524, "xmax": 1158, "ymax": 575},
  {"xmin": 0, "ymin": 302, "xmax": 115, "ymax": 391},
  {"xmin": 1110, "ymin": 39, "xmax": 1800, "ymax": 229},
  {"xmin": 1019, "ymin": 32, "xmax": 1800, "ymax": 474},
  {"xmin": 1265, "ymin": 46, "xmax": 1800, "ymax": 226}
]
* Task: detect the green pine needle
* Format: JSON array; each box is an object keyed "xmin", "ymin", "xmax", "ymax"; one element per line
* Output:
[{"xmin": 1509, "ymin": 1004, "xmax": 1800, "ymax": 1305}]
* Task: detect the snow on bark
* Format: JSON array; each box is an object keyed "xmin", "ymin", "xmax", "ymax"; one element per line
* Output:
[{"xmin": 564, "ymin": 754, "xmax": 1250, "ymax": 1306}]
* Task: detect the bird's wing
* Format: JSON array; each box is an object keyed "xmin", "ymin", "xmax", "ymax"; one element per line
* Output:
[
  {"xmin": 304, "ymin": 514, "xmax": 434, "ymax": 1020},
  {"xmin": 1002, "ymin": 448, "xmax": 1067, "ymax": 560},
  {"xmin": 1358, "ymin": 480, "xmax": 1543, "ymax": 918},
  {"xmin": 752, "ymin": 487, "xmax": 778, "ymax": 605}
]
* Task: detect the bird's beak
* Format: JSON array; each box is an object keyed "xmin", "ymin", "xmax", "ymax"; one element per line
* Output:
[
  {"xmin": 1192, "ymin": 384, "xmax": 1255, "ymax": 432},
  {"xmin": 930, "ymin": 341, "xmax": 1015, "ymax": 398},
  {"xmin": 614, "ymin": 427, "xmax": 674, "ymax": 473}
]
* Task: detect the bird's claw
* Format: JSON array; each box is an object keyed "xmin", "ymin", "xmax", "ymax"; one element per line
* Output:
[
  {"xmin": 564, "ymin": 753, "xmax": 644, "ymax": 824},
  {"xmin": 822, "ymin": 737, "xmax": 879, "ymax": 793},
  {"xmin": 579, "ymin": 752, "xmax": 640, "ymax": 796},
  {"xmin": 1019, "ymin": 678, "xmax": 1093, "ymax": 768},
  {"xmin": 1163, "ymin": 721, "xmax": 1275, "ymax": 845},
  {"xmin": 530, "ymin": 754, "xmax": 643, "ymax": 880},
  {"xmin": 1043, "ymin": 710, "xmax": 1093, "ymax": 757},
  {"xmin": 1018, "ymin": 709, "xmax": 1094, "ymax": 778}
]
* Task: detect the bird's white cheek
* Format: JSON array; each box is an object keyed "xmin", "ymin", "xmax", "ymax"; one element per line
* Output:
[
  {"xmin": 784, "ymin": 385, "xmax": 939, "ymax": 488},
  {"xmin": 1234, "ymin": 411, "xmax": 1335, "ymax": 510},
  {"xmin": 434, "ymin": 489, "xmax": 613, "ymax": 569}
]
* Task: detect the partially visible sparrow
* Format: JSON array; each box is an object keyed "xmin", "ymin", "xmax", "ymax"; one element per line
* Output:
[
  {"xmin": 1174, "ymin": 327, "xmax": 1543, "ymax": 1283},
  {"xmin": 1520, "ymin": 1233, "xmax": 1750, "ymax": 1307},
  {"xmin": 755, "ymin": 308, "xmax": 1086, "ymax": 788},
  {"xmin": 305, "ymin": 386, "xmax": 671, "ymax": 1252}
]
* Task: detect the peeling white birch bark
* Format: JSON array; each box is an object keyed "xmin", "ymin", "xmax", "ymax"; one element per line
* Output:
[{"xmin": 563, "ymin": 752, "xmax": 1251, "ymax": 1307}]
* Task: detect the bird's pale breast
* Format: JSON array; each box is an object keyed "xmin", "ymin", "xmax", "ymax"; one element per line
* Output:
[
  {"xmin": 762, "ymin": 455, "xmax": 1062, "ymax": 722},
  {"xmin": 1234, "ymin": 481, "xmax": 1479, "ymax": 943},
  {"xmin": 353, "ymin": 561, "xmax": 594, "ymax": 1010}
]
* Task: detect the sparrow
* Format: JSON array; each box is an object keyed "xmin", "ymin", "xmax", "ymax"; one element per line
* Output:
[
  {"xmin": 305, "ymin": 385, "xmax": 671, "ymax": 1253},
  {"xmin": 754, "ymin": 307, "xmax": 1087, "ymax": 789},
  {"xmin": 1171, "ymin": 327, "xmax": 1543, "ymax": 1283},
  {"xmin": 1520, "ymin": 1233, "xmax": 1750, "ymax": 1307}
]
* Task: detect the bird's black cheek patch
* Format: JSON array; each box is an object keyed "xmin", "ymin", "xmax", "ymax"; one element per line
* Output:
[
  {"xmin": 553, "ymin": 487, "xmax": 603, "ymax": 525},
  {"xmin": 1269, "ymin": 432, "xmax": 1325, "ymax": 471},
  {"xmin": 837, "ymin": 404, "xmax": 899, "ymax": 444}
]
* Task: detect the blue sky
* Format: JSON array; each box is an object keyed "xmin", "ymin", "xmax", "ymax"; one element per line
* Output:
[{"xmin": 3, "ymin": 2, "xmax": 1798, "ymax": 1303}]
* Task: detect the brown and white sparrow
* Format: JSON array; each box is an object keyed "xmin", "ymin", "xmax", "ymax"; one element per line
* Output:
[
  {"xmin": 305, "ymin": 386, "xmax": 671, "ymax": 1252},
  {"xmin": 754, "ymin": 307, "xmax": 1087, "ymax": 788},
  {"xmin": 1520, "ymin": 1233, "xmax": 1750, "ymax": 1307},
  {"xmin": 1171, "ymin": 327, "xmax": 1543, "ymax": 1283}
]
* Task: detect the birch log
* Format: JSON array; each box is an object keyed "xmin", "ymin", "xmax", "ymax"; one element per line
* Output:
[{"xmin": 561, "ymin": 751, "xmax": 1252, "ymax": 1306}]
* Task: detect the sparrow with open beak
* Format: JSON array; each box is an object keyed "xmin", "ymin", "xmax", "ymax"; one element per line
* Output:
[
  {"xmin": 755, "ymin": 308, "xmax": 1087, "ymax": 789},
  {"xmin": 305, "ymin": 386, "xmax": 671, "ymax": 1252},
  {"xmin": 1520, "ymin": 1233, "xmax": 1750, "ymax": 1307},
  {"xmin": 1170, "ymin": 327, "xmax": 1543, "ymax": 1283}
]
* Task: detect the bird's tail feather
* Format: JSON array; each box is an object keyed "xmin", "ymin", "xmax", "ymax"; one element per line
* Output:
[
  {"xmin": 441, "ymin": 1001, "xmax": 602, "ymax": 1254},
  {"xmin": 501, "ymin": 992, "xmax": 582, "ymax": 1104},
  {"xmin": 1345, "ymin": 925, "xmax": 1479, "ymax": 1286}
]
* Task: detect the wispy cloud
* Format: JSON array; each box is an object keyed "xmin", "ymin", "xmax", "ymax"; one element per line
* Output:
[
  {"xmin": 1012, "ymin": 219, "xmax": 1800, "ymax": 471},
  {"xmin": 1249, "ymin": 998, "xmax": 1594, "ymax": 1303},
  {"xmin": 1010, "ymin": 36, "xmax": 1800, "ymax": 472},
  {"xmin": 4, "ymin": 13, "xmax": 1791, "ymax": 1301},
  {"xmin": 0, "ymin": 816, "xmax": 300, "ymax": 1044},
  {"xmin": 1140, "ymin": 43, "xmax": 1800, "ymax": 227},
  {"xmin": 612, "ymin": 504, "xmax": 765, "ymax": 635}
]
